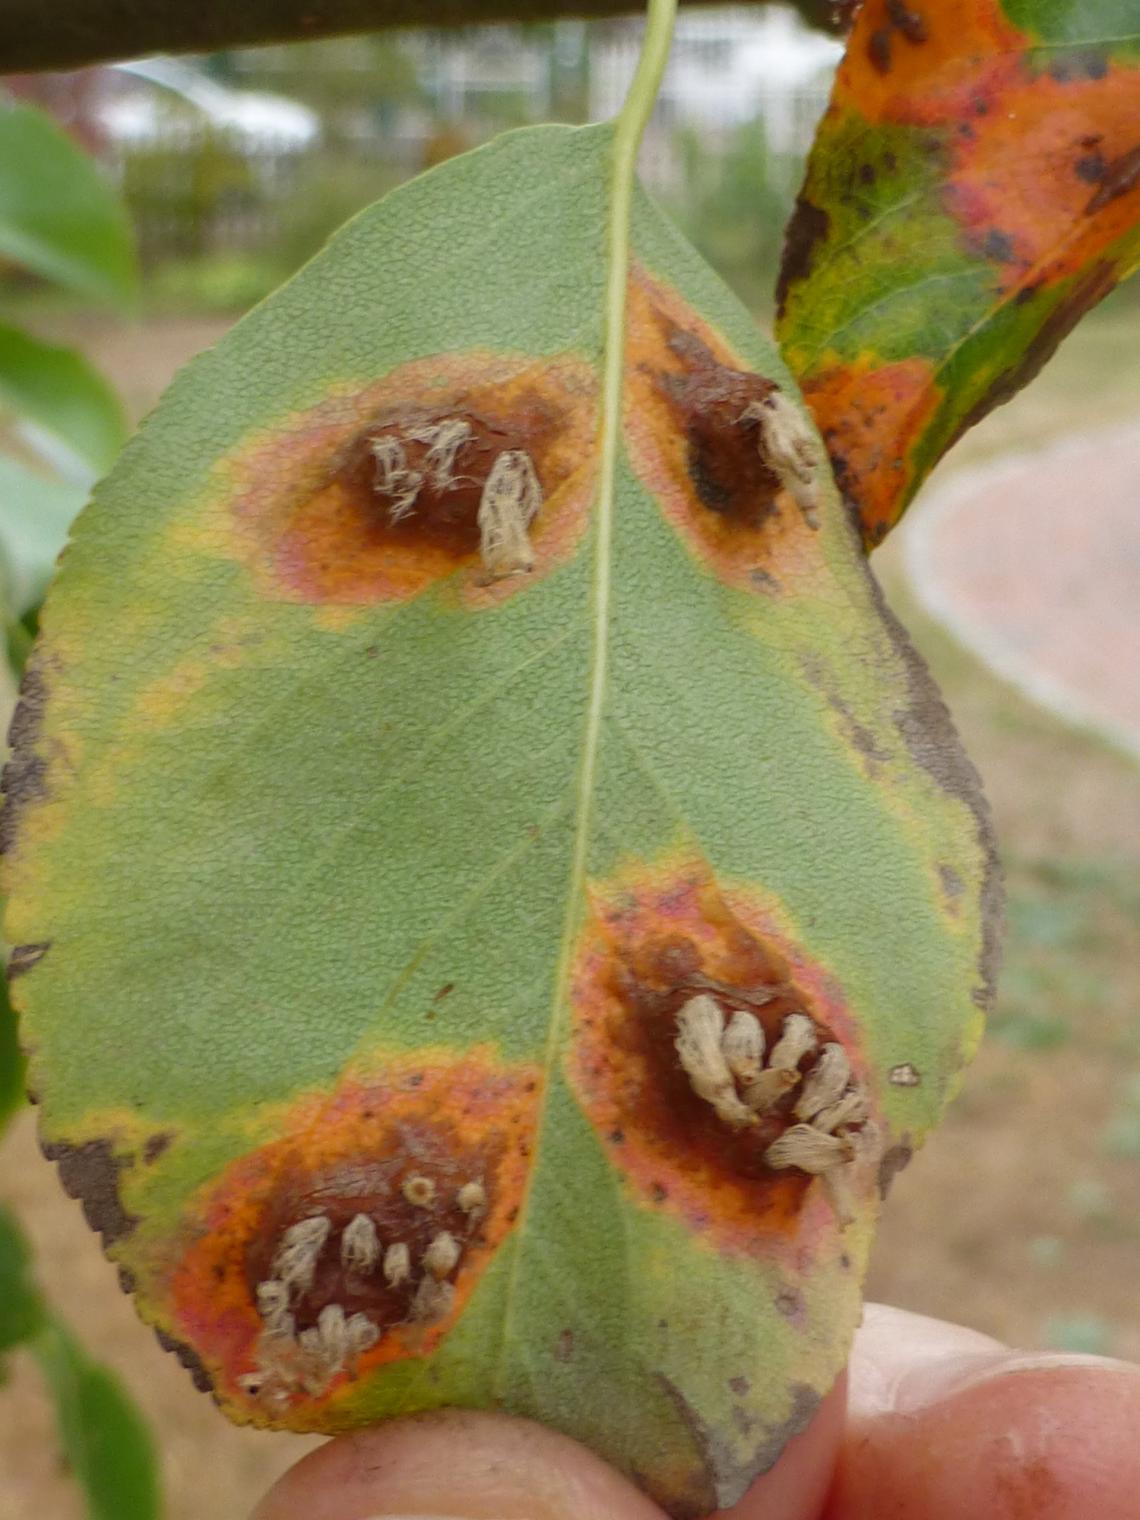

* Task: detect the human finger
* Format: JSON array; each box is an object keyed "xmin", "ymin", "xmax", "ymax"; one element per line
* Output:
[
  {"xmin": 825, "ymin": 1303, "xmax": 1140, "ymax": 1520},
  {"xmin": 250, "ymin": 1408, "xmax": 668, "ymax": 1520}
]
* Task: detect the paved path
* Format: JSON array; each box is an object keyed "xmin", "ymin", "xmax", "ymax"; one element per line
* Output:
[{"xmin": 902, "ymin": 423, "xmax": 1140, "ymax": 761}]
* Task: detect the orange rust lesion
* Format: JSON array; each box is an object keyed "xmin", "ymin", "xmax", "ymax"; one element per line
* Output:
[
  {"xmin": 799, "ymin": 356, "xmax": 939, "ymax": 547},
  {"xmin": 565, "ymin": 858, "xmax": 876, "ymax": 1256},
  {"xmin": 624, "ymin": 267, "xmax": 824, "ymax": 591},
  {"xmin": 839, "ymin": 0, "xmax": 1022, "ymax": 122},
  {"xmin": 168, "ymin": 1050, "xmax": 540, "ymax": 1415},
  {"xmin": 225, "ymin": 351, "xmax": 597, "ymax": 610},
  {"xmin": 941, "ymin": 68, "xmax": 1140, "ymax": 297},
  {"xmin": 840, "ymin": 0, "xmax": 1140, "ymax": 295}
]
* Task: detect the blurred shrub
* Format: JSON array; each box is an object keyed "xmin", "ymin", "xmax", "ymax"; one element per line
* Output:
[
  {"xmin": 274, "ymin": 154, "xmax": 403, "ymax": 268},
  {"xmin": 667, "ymin": 117, "xmax": 799, "ymax": 323},
  {"xmin": 140, "ymin": 154, "xmax": 402, "ymax": 312},
  {"xmin": 121, "ymin": 112, "xmax": 258, "ymax": 260}
]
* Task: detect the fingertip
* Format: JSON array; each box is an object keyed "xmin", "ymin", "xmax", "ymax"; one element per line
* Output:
[
  {"xmin": 250, "ymin": 1409, "xmax": 667, "ymax": 1520},
  {"xmin": 845, "ymin": 1303, "xmax": 1005, "ymax": 1419},
  {"xmin": 828, "ymin": 1354, "xmax": 1140, "ymax": 1520}
]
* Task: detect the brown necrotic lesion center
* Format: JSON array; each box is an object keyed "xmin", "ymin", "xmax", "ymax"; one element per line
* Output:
[
  {"xmin": 660, "ymin": 332, "xmax": 784, "ymax": 524},
  {"xmin": 239, "ymin": 1140, "xmax": 491, "ymax": 1408},
  {"xmin": 651, "ymin": 320, "xmax": 823, "ymax": 535},
  {"xmin": 318, "ymin": 403, "xmax": 551, "ymax": 579}
]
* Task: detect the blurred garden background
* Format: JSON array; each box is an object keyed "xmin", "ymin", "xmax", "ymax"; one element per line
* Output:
[{"xmin": 2, "ymin": 6, "xmax": 1139, "ymax": 1516}]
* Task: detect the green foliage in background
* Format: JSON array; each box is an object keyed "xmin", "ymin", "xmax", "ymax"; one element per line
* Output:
[
  {"xmin": 0, "ymin": 101, "xmax": 134, "ymax": 630},
  {"xmin": 670, "ymin": 119, "xmax": 798, "ymax": 323},
  {"xmin": 0, "ymin": 1210, "xmax": 159, "ymax": 1520},
  {"xmin": 0, "ymin": 95, "xmax": 160, "ymax": 1520}
]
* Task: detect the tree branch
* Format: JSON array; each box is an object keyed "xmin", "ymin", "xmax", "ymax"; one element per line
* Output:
[{"xmin": 2, "ymin": 0, "xmax": 842, "ymax": 75}]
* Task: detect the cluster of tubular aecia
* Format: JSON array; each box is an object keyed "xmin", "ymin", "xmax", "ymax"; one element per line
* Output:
[
  {"xmin": 370, "ymin": 418, "xmax": 543, "ymax": 577},
  {"xmin": 674, "ymin": 993, "xmax": 875, "ymax": 1226},
  {"xmin": 741, "ymin": 388, "xmax": 821, "ymax": 530},
  {"xmin": 238, "ymin": 1177, "xmax": 486, "ymax": 1407}
]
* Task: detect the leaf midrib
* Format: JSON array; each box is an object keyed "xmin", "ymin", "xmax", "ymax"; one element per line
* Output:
[{"xmin": 491, "ymin": 2, "xmax": 676, "ymax": 1397}]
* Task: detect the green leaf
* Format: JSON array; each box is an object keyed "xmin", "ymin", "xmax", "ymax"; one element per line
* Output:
[
  {"xmin": 0, "ymin": 455, "xmax": 87, "ymax": 617},
  {"xmin": 0, "ymin": 322, "xmax": 127, "ymax": 473},
  {"xmin": 0, "ymin": 1207, "xmax": 44, "ymax": 1351},
  {"xmin": 31, "ymin": 1318, "xmax": 161, "ymax": 1520},
  {"xmin": 776, "ymin": 0, "xmax": 1140, "ymax": 546},
  {"xmin": 2, "ymin": 122, "xmax": 996, "ymax": 1512},
  {"xmin": 0, "ymin": 1210, "xmax": 159, "ymax": 1515},
  {"xmin": 0, "ymin": 102, "xmax": 137, "ymax": 307}
]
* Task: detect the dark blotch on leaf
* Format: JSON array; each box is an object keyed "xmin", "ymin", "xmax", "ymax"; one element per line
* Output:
[
  {"xmin": 982, "ymin": 229, "xmax": 1016, "ymax": 264},
  {"xmin": 868, "ymin": 27, "xmax": 892, "ymax": 73},
  {"xmin": 590, "ymin": 914, "xmax": 837, "ymax": 1210},
  {"xmin": 775, "ymin": 1285, "xmax": 804, "ymax": 1319},
  {"xmin": 8, "ymin": 941, "xmax": 50, "ymax": 978},
  {"xmin": 143, "ymin": 1132, "xmax": 174, "ymax": 1164},
  {"xmin": 776, "ymin": 198, "xmax": 830, "ymax": 317},
  {"xmin": 1049, "ymin": 49, "xmax": 1108, "ymax": 84},
  {"xmin": 938, "ymin": 863, "xmax": 964, "ymax": 900},
  {"xmin": 1085, "ymin": 146, "xmax": 1140, "ymax": 214},
  {"xmin": 41, "ymin": 1136, "xmax": 139, "ymax": 1247},
  {"xmin": 877, "ymin": 1141, "xmax": 914, "ymax": 1199},
  {"xmin": 885, "ymin": 0, "xmax": 928, "ymax": 43}
]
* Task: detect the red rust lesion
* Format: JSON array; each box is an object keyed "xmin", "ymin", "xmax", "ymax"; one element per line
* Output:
[
  {"xmin": 565, "ymin": 858, "xmax": 874, "ymax": 1255},
  {"xmin": 167, "ymin": 1050, "xmax": 540, "ymax": 1415},
  {"xmin": 624, "ymin": 267, "xmax": 823, "ymax": 592},
  {"xmin": 226, "ymin": 351, "xmax": 597, "ymax": 609}
]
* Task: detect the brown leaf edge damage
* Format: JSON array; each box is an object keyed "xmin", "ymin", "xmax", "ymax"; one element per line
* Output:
[
  {"xmin": 566, "ymin": 856, "xmax": 883, "ymax": 1258},
  {"xmin": 224, "ymin": 350, "xmax": 598, "ymax": 610},
  {"xmin": 166, "ymin": 1049, "xmax": 540, "ymax": 1428},
  {"xmin": 40, "ymin": 1135, "xmax": 140, "ymax": 1247},
  {"xmin": 624, "ymin": 266, "xmax": 829, "ymax": 596},
  {"xmin": 658, "ymin": 1375, "xmax": 823, "ymax": 1518},
  {"xmin": 0, "ymin": 658, "xmax": 54, "ymax": 858},
  {"xmin": 869, "ymin": 574, "xmax": 1004, "ymax": 1014}
]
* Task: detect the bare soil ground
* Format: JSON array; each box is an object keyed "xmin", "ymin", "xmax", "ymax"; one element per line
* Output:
[{"xmin": 2, "ymin": 300, "xmax": 1139, "ymax": 1519}]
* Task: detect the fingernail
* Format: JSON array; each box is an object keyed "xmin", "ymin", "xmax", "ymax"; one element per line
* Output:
[{"xmin": 895, "ymin": 1350, "xmax": 1140, "ymax": 1413}]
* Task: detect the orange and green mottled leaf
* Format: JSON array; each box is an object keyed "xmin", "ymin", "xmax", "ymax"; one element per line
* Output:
[
  {"xmin": 776, "ymin": 0, "xmax": 1140, "ymax": 547},
  {"xmin": 2, "ymin": 125, "xmax": 997, "ymax": 1516}
]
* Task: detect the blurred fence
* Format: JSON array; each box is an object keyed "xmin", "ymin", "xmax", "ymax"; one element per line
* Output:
[{"xmin": 16, "ymin": 6, "xmax": 841, "ymax": 313}]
